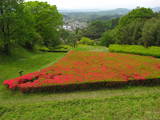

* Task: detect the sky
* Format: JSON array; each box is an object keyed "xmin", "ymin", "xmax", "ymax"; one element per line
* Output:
[{"xmin": 25, "ymin": 0, "xmax": 160, "ymax": 10}]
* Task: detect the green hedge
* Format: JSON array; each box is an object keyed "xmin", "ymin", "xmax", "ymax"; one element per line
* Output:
[
  {"xmin": 79, "ymin": 37, "xmax": 95, "ymax": 45},
  {"xmin": 109, "ymin": 44, "xmax": 160, "ymax": 57},
  {"xmin": 37, "ymin": 45, "xmax": 71, "ymax": 52}
]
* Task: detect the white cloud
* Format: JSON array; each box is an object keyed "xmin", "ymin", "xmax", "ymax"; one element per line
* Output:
[{"xmin": 25, "ymin": 0, "xmax": 160, "ymax": 10}]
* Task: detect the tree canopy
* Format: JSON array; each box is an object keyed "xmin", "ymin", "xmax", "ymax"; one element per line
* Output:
[
  {"xmin": 24, "ymin": 1, "xmax": 63, "ymax": 48},
  {"xmin": 0, "ymin": 0, "xmax": 24, "ymax": 54},
  {"xmin": 80, "ymin": 18, "xmax": 119, "ymax": 40},
  {"xmin": 0, "ymin": 0, "xmax": 63, "ymax": 54},
  {"xmin": 100, "ymin": 7, "xmax": 160, "ymax": 47}
]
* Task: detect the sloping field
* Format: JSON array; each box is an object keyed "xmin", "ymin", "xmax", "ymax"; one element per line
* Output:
[{"xmin": 3, "ymin": 51, "xmax": 160, "ymax": 93}]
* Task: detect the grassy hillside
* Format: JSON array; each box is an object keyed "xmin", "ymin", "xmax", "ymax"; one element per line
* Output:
[
  {"xmin": 0, "ymin": 45, "xmax": 160, "ymax": 120},
  {"xmin": 1, "ymin": 87, "xmax": 160, "ymax": 120},
  {"xmin": 0, "ymin": 49, "xmax": 66, "ymax": 81}
]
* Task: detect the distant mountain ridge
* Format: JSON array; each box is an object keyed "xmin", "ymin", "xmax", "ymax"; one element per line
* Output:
[
  {"xmin": 59, "ymin": 8, "xmax": 130, "ymax": 15},
  {"xmin": 153, "ymin": 7, "xmax": 160, "ymax": 12},
  {"xmin": 61, "ymin": 7, "xmax": 160, "ymax": 31},
  {"xmin": 59, "ymin": 7, "xmax": 160, "ymax": 14},
  {"xmin": 61, "ymin": 8, "xmax": 130, "ymax": 22}
]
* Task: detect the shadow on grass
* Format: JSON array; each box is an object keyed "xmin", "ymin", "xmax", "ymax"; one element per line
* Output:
[
  {"xmin": 39, "ymin": 50, "xmax": 69, "ymax": 53},
  {"xmin": 20, "ymin": 78, "xmax": 160, "ymax": 94}
]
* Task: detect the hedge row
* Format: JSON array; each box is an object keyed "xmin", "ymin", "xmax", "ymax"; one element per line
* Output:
[{"xmin": 109, "ymin": 44, "xmax": 160, "ymax": 57}]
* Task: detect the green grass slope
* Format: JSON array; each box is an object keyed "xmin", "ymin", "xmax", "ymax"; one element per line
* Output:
[
  {"xmin": 1, "ymin": 89, "xmax": 160, "ymax": 120},
  {"xmin": 0, "ymin": 45, "xmax": 160, "ymax": 120}
]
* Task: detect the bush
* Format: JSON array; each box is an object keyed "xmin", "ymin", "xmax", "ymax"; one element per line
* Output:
[
  {"xmin": 79, "ymin": 37, "xmax": 94, "ymax": 45},
  {"xmin": 100, "ymin": 29, "xmax": 117, "ymax": 47},
  {"xmin": 36, "ymin": 45, "xmax": 71, "ymax": 52},
  {"xmin": 109, "ymin": 44, "xmax": 160, "ymax": 57}
]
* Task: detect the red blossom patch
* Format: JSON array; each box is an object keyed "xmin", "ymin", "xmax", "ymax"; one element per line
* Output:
[
  {"xmin": 3, "ymin": 51, "xmax": 160, "ymax": 92},
  {"xmin": 157, "ymin": 64, "xmax": 160, "ymax": 69}
]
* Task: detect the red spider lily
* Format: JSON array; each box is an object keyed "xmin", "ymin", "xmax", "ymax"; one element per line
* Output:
[{"xmin": 3, "ymin": 51, "xmax": 160, "ymax": 93}]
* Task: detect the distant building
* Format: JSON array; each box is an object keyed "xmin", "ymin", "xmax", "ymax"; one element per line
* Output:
[
  {"xmin": 63, "ymin": 21, "xmax": 87, "ymax": 31},
  {"xmin": 63, "ymin": 25, "xmax": 72, "ymax": 30}
]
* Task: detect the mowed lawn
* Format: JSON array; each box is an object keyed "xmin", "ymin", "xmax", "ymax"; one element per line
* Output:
[{"xmin": 1, "ymin": 45, "xmax": 160, "ymax": 120}]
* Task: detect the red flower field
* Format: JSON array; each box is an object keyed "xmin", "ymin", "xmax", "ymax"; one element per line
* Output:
[{"xmin": 3, "ymin": 51, "xmax": 160, "ymax": 93}]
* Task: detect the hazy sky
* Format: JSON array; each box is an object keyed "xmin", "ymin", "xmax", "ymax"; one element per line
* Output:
[{"xmin": 25, "ymin": 0, "xmax": 160, "ymax": 10}]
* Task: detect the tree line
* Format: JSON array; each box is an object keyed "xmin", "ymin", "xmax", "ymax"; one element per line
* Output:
[
  {"xmin": 0, "ymin": 0, "xmax": 63, "ymax": 55},
  {"xmin": 100, "ymin": 7, "xmax": 160, "ymax": 47},
  {"xmin": 1, "ymin": 1, "xmax": 159, "ymax": 55}
]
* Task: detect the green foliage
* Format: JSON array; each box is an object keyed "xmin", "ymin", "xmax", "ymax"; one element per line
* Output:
[
  {"xmin": 119, "ymin": 7, "xmax": 154, "ymax": 26},
  {"xmin": 59, "ymin": 29, "xmax": 80, "ymax": 48},
  {"xmin": 24, "ymin": 1, "xmax": 63, "ymax": 48},
  {"xmin": 17, "ymin": 6, "xmax": 42, "ymax": 50},
  {"xmin": 67, "ymin": 32, "xmax": 78, "ymax": 48},
  {"xmin": 79, "ymin": 37, "xmax": 94, "ymax": 45},
  {"xmin": 0, "ymin": 0, "xmax": 24, "ymax": 54},
  {"xmin": 73, "ymin": 44, "xmax": 108, "ymax": 52},
  {"xmin": 109, "ymin": 44, "xmax": 160, "ymax": 57},
  {"xmin": 51, "ymin": 45, "xmax": 71, "ymax": 51},
  {"xmin": 117, "ymin": 20, "xmax": 144, "ymax": 45},
  {"xmin": 60, "ymin": 29, "xmax": 71, "ymax": 44},
  {"xmin": 117, "ymin": 7, "xmax": 154, "ymax": 45},
  {"xmin": 0, "ymin": 0, "xmax": 63, "ymax": 54},
  {"xmin": 100, "ymin": 29, "xmax": 117, "ymax": 46},
  {"xmin": 80, "ymin": 19, "xmax": 119, "ymax": 40},
  {"xmin": 101, "ymin": 7, "xmax": 159, "ymax": 47},
  {"xmin": 141, "ymin": 17, "xmax": 160, "ymax": 47},
  {"xmin": 66, "ymin": 28, "xmax": 82, "ymax": 48}
]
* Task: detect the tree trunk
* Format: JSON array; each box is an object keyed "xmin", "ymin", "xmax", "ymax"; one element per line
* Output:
[{"xmin": 3, "ymin": 43, "xmax": 10, "ymax": 55}]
